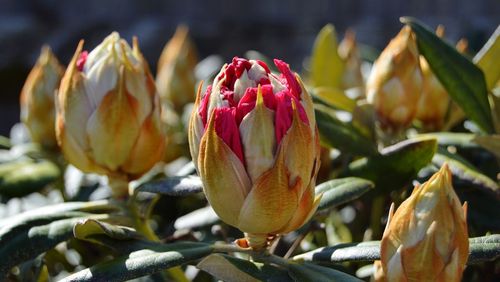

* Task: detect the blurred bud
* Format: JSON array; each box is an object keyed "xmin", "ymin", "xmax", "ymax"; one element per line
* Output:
[
  {"xmin": 156, "ymin": 25, "xmax": 198, "ymax": 113},
  {"xmin": 367, "ymin": 26, "xmax": 422, "ymax": 131},
  {"xmin": 378, "ymin": 163, "xmax": 469, "ymax": 282},
  {"xmin": 415, "ymin": 56, "xmax": 449, "ymax": 130},
  {"xmin": 189, "ymin": 57, "xmax": 321, "ymax": 249},
  {"xmin": 416, "ymin": 26, "xmax": 468, "ymax": 131},
  {"xmin": 56, "ymin": 32, "xmax": 165, "ymax": 196},
  {"xmin": 20, "ymin": 46, "xmax": 64, "ymax": 148},
  {"xmin": 338, "ymin": 29, "xmax": 364, "ymax": 90}
]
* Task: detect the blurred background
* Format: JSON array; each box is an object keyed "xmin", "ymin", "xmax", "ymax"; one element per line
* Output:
[{"xmin": 0, "ymin": 0, "xmax": 498, "ymax": 135}]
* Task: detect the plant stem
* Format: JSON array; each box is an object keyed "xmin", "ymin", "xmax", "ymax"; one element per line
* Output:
[{"xmin": 126, "ymin": 184, "xmax": 189, "ymax": 282}]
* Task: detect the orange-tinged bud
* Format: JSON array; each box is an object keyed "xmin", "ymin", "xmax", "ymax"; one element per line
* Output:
[
  {"xmin": 56, "ymin": 32, "xmax": 165, "ymax": 189},
  {"xmin": 415, "ymin": 56, "xmax": 449, "ymax": 130},
  {"xmin": 378, "ymin": 163, "xmax": 469, "ymax": 282},
  {"xmin": 20, "ymin": 46, "xmax": 64, "ymax": 148},
  {"xmin": 189, "ymin": 57, "xmax": 321, "ymax": 249},
  {"xmin": 338, "ymin": 29, "xmax": 364, "ymax": 90},
  {"xmin": 156, "ymin": 25, "xmax": 198, "ymax": 113},
  {"xmin": 367, "ymin": 26, "xmax": 422, "ymax": 131},
  {"xmin": 416, "ymin": 27, "xmax": 469, "ymax": 131}
]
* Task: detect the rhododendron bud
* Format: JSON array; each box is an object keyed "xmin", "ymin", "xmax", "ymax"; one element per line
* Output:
[
  {"xmin": 416, "ymin": 26, "xmax": 469, "ymax": 131},
  {"xmin": 367, "ymin": 26, "xmax": 422, "ymax": 131},
  {"xmin": 189, "ymin": 57, "xmax": 321, "ymax": 249},
  {"xmin": 338, "ymin": 29, "xmax": 364, "ymax": 90},
  {"xmin": 56, "ymin": 32, "xmax": 165, "ymax": 196},
  {"xmin": 378, "ymin": 163, "xmax": 469, "ymax": 282},
  {"xmin": 20, "ymin": 46, "xmax": 64, "ymax": 148},
  {"xmin": 156, "ymin": 25, "xmax": 198, "ymax": 113}
]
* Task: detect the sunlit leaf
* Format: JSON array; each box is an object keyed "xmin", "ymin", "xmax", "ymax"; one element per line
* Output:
[
  {"xmin": 315, "ymin": 105, "xmax": 377, "ymax": 156},
  {"xmin": 59, "ymin": 242, "xmax": 213, "ymax": 282},
  {"xmin": 288, "ymin": 262, "xmax": 361, "ymax": 282},
  {"xmin": 0, "ymin": 160, "xmax": 60, "ymax": 197},
  {"xmin": 197, "ymin": 254, "xmax": 290, "ymax": 282},
  {"xmin": 310, "ymin": 24, "xmax": 344, "ymax": 89},
  {"xmin": 474, "ymin": 26, "xmax": 500, "ymax": 90},
  {"xmin": 316, "ymin": 177, "xmax": 374, "ymax": 211},
  {"xmin": 346, "ymin": 137, "xmax": 437, "ymax": 193}
]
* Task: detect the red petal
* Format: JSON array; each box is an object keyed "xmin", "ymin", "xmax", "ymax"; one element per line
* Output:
[
  {"xmin": 274, "ymin": 59, "xmax": 301, "ymax": 99},
  {"xmin": 199, "ymin": 85, "xmax": 212, "ymax": 126},
  {"xmin": 236, "ymin": 85, "xmax": 276, "ymax": 124},
  {"xmin": 232, "ymin": 57, "xmax": 252, "ymax": 78},
  {"xmin": 76, "ymin": 51, "xmax": 88, "ymax": 71},
  {"xmin": 214, "ymin": 107, "xmax": 245, "ymax": 164},
  {"xmin": 274, "ymin": 91, "xmax": 309, "ymax": 144},
  {"xmin": 257, "ymin": 60, "xmax": 271, "ymax": 73}
]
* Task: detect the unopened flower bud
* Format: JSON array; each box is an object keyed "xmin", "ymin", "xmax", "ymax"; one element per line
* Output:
[
  {"xmin": 338, "ymin": 29, "xmax": 364, "ymax": 90},
  {"xmin": 20, "ymin": 46, "xmax": 64, "ymax": 148},
  {"xmin": 156, "ymin": 25, "xmax": 198, "ymax": 113},
  {"xmin": 189, "ymin": 57, "xmax": 321, "ymax": 249},
  {"xmin": 56, "ymin": 32, "xmax": 165, "ymax": 195},
  {"xmin": 367, "ymin": 26, "xmax": 423, "ymax": 131},
  {"xmin": 378, "ymin": 163, "xmax": 469, "ymax": 282},
  {"xmin": 416, "ymin": 26, "xmax": 468, "ymax": 131}
]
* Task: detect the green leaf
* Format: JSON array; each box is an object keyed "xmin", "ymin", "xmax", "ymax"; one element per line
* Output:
[
  {"xmin": 310, "ymin": 24, "xmax": 344, "ymax": 88},
  {"xmin": 433, "ymin": 148, "xmax": 499, "ymax": 197},
  {"xmin": 293, "ymin": 235, "xmax": 500, "ymax": 265},
  {"xmin": 0, "ymin": 160, "xmax": 61, "ymax": 197},
  {"xmin": 293, "ymin": 241, "xmax": 380, "ymax": 263},
  {"xmin": 474, "ymin": 26, "xmax": 500, "ymax": 90},
  {"xmin": 0, "ymin": 201, "xmax": 116, "ymax": 275},
  {"xmin": 468, "ymin": 234, "xmax": 500, "ymax": 264},
  {"xmin": 473, "ymin": 134, "xmax": 500, "ymax": 158},
  {"xmin": 288, "ymin": 262, "xmax": 361, "ymax": 282},
  {"xmin": 174, "ymin": 206, "xmax": 220, "ymax": 230},
  {"xmin": 0, "ymin": 135, "xmax": 10, "ymax": 149},
  {"xmin": 315, "ymin": 105, "xmax": 377, "ymax": 156},
  {"xmin": 198, "ymin": 254, "xmax": 291, "ymax": 282},
  {"xmin": 0, "ymin": 212, "xmax": 109, "ymax": 275},
  {"xmin": 311, "ymin": 87, "xmax": 356, "ymax": 112},
  {"xmin": 73, "ymin": 219, "xmax": 142, "ymax": 243},
  {"xmin": 59, "ymin": 243, "xmax": 213, "ymax": 282},
  {"xmin": 346, "ymin": 137, "xmax": 437, "ymax": 193},
  {"xmin": 414, "ymin": 132, "xmax": 478, "ymax": 149},
  {"xmin": 135, "ymin": 175, "xmax": 203, "ymax": 196},
  {"xmin": 401, "ymin": 17, "xmax": 495, "ymax": 133},
  {"xmin": 316, "ymin": 177, "xmax": 374, "ymax": 211}
]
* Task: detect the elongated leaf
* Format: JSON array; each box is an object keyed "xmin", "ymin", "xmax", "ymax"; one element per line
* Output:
[
  {"xmin": 288, "ymin": 262, "xmax": 361, "ymax": 282},
  {"xmin": 474, "ymin": 25, "xmax": 500, "ymax": 90},
  {"xmin": 312, "ymin": 87, "xmax": 356, "ymax": 112},
  {"xmin": 198, "ymin": 254, "xmax": 290, "ymax": 282},
  {"xmin": 401, "ymin": 17, "xmax": 494, "ymax": 133},
  {"xmin": 346, "ymin": 137, "xmax": 437, "ymax": 193},
  {"xmin": 294, "ymin": 236, "xmax": 499, "ymax": 265},
  {"xmin": 0, "ymin": 135, "xmax": 10, "ymax": 149},
  {"xmin": 473, "ymin": 134, "xmax": 500, "ymax": 158},
  {"xmin": 59, "ymin": 243, "xmax": 213, "ymax": 282},
  {"xmin": 468, "ymin": 234, "xmax": 500, "ymax": 264},
  {"xmin": 0, "ymin": 214, "xmax": 107, "ymax": 275},
  {"xmin": 0, "ymin": 201, "xmax": 115, "ymax": 275},
  {"xmin": 174, "ymin": 206, "xmax": 220, "ymax": 230},
  {"xmin": 433, "ymin": 148, "xmax": 499, "ymax": 197},
  {"xmin": 72, "ymin": 219, "xmax": 169, "ymax": 256},
  {"xmin": 0, "ymin": 160, "xmax": 61, "ymax": 197},
  {"xmin": 0, "ymin": 200, "xmax": 116, "ymax": 227},
  {"xmin": 310, "ymin": 24, "xmax": 344, "ymax": 88},
  {"xmin": 316, "ymin": 177, "xmax": 374, "ymax": 211},
  {"xmin": 414, "ymin": 132, "xmax": 478, "ymax": 149},
  {"xmin": 315, "ymin": 105, "xmax": 377, "ymax": 156},
  {"xmin": 135, "ymin": 175, "xmax": 203, "ymax": 196}
]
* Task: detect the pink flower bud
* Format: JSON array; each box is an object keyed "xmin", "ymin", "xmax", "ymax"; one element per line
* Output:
[{"xmin": 189, "ymin": 58, "xmax": 321, "ymax": 249}]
